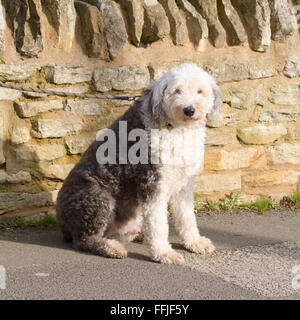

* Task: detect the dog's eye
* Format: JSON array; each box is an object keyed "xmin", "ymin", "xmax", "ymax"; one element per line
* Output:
[
  {"xmin": 174, "ymin": 89, "xmax": 182, "ymax": 95},
  {"xmin": 198, "ymin": 89, "xmax": 203, "ymax": 94}
]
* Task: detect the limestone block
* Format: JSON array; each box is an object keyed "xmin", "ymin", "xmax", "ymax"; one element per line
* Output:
[
  {"xmin": 98, "ymin": 0, "xmax": 128, "ymax": 60},
  {"xmin": 45, "ymin": 65, "xmax": 92, "ymax": 85},
  {"xmin": 0, "ymin": 191, "xmax": 58, "ymax": 215},
  {"xmin": 93, "ymin": 65, "xmax": 150, "ymax": 92},
  {"xmin": 283, "ymin": 54, "xmax": 300, "ymax": 78},
  {"xmin": 159, "ymin": 0, "xmax": 189, "ymax": 45},
  {"xmin": 0, "ymin": 170, "xmax": 31, "ymax": 184},
  {"xmin": 31, "ymin": 118, "xmax": 83, "ymax": 138},
  {"xmin": 194, "ymin": 173, "xmax": 241, "ymax": 193},
  {"xmin": 204, "ymin": 148, "xmax": 258, "ymax": 170},
  {"xmin": 267, "ymin": 143, "xmax": 300, "ymax": 164},
  {"xmin": 15, "ymin": 143, "xmax": 64, "ymax": 161},
  {"xmin": 269, "ymin": 85, "xmax": 300, "ymax": 105},
  {"xmin": 65, "ymin": 99, "xmax": 106, "ymax": 115},
  {"xmin": 0, "ymin": 64, "xmax": 39, "ymax": 82},
  {"xmin": 217, "ymin": 0, "xmax": 247, "ymax": 45},
  {"xmin": 75, "ymin": 1, "xmax": 106, "ymax": 59},
  {"xmin": 5, "ymin": 0, "xmax": 43, "ymax": 57},
  {"xmin": 65, "ymin": 132, "xmax": 95, "ymax": 154},
  {"xmin": 268, "ymin": 0, "xmax": 297, "ymax": 41},
  {"xmin": 15, "ymin": 100, "xmax": 64, "ymax": 118},
  {"xmin": 231, "ymin": 0, "xmax": 271, "ymax": 52},
  {"xmin": 237, "ymin": 124, "xmax": 287, "ymax": 145},
  {"xmin": 42, "ymin": 0, "xmax": 76, "ymax": 51},
  {"xmin": 141, "ymin": 0, "xmax": 170, "ymax": 43},
  {"xmin": 116, "ymin": 0, "xmax": 144, "ymax": 46},
  {"xmin": 189, "ymin": 0, "xmax": 226, "ymax": 48},
  {"xmin": 176, "ymin": 0, "xmax": 208, "ymax": 50}
]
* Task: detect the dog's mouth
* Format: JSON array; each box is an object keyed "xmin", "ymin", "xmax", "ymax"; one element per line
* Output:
[
  {"xmin": 181, "ymin": 107, "xmax": 202, "ymax": 121},
  {"xmin": 166, "ymin": 116, "xmax": 200, "ymax": 128},
  {"xmin": 183, "ymin": 115, "xmax": 201, "ymax": 121}
]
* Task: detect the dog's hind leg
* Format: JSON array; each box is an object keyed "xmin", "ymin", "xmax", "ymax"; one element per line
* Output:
[
  {"xmin": 58, "ymin": 179, "xmax": 127, "ymax": 258},
  {"xmin": 73, "ymin": 235, "xmax": 127, "ymax": 259}
]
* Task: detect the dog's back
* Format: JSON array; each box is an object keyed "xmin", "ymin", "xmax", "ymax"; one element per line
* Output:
[{"xmin": 56, "ymin": 101, "xmax": 160, "ymax": 247}]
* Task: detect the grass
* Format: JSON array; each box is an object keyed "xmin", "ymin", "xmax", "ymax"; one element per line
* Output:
[
  {"xmin": 280, "ymin": 188, "xmax": 300, "ymax": 210},
  {"xmin": 195, "ymin": 192, "xmax": 242, "ymax": 213},
  {"xmin": 291, "ymin": 188, "xmax": 300, "ymax": 209},
  {"xmin": 217, "ymin": 192, "xmax": 241, "ymax": 211},
  {"xmin": 194, "ymin": 196, "xmax": 204, "ymax": 213},
  {"xmin": 240, "ymin": 196, "xmax": 276, "ymax": 214},
  {"xmin": 195, "ymin": 189, "xmax": 300, "ymax": 215},
  {"xmin": 0, "ymin": 214, "xmax": 58, "ymax": 229}
]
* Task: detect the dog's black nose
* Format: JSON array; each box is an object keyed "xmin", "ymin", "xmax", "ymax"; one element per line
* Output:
[{"xmin": 183, "ymin": 105, "xmax": 195, "ymax": 117}]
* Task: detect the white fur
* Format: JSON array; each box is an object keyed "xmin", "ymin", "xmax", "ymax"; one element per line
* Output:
[{"xmin": 140, "ymin": 63, "xmax": 220, "ymax": 264}]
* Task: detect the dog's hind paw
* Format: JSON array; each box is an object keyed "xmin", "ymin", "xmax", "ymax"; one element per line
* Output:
[
  {"xmin": 103, "ymin": 239, "xmax": 128, "ymax": 259},
  {"xmin": 155, "ymin": 250, "xmax": 185, "ymax": 265},
  {"xmin": 133, "ymin": 233, "xmax": 144, "ymax": 243},
  {"xmin": 184, "ymin": 237, "xmax": 215, "ymax": 254}
]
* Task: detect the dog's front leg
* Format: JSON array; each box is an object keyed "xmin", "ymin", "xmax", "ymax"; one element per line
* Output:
[
  {"xmin": 170, "ymin": 179, "xmax": 215, "ymax": 254},
  {"xmin": 142, "ymin": 195, "xmax": 185, "ymax": 265}
]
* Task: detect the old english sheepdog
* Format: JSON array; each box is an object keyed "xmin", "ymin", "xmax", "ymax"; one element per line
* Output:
[{"xmin": 56, "ymin": 63, "xmax": 222, "ymax": 265}]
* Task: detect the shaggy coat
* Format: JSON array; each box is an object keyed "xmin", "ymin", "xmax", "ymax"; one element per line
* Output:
[{"xmin": 56, "ymin": 63, "xmax": 222, "ymax": 264}]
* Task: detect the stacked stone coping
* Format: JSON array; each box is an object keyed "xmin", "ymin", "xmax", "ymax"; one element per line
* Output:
[
  {"xmin": 1, "ymin": 0, "xmax": 299, "ymax": 61},
  {"xmin": 0, "ymin": 54, "xmax": 299, "ymax": 216}
]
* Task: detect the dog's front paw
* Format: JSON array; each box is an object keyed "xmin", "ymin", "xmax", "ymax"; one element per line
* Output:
[
  {"xmin": 159, "ymin": 251, "xmax": 185, "ymax": 265},
  {"xmin": 184, "ymin": 237, "xmax": 215, "ymax": 254},
  {"xmin": 155, "ymin": 250, "xmax": 185, "ymax": 265}
]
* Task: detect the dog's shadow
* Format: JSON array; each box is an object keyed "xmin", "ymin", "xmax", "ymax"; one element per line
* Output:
[
  {"xmin": 1, "ymin": 224, "xmax": 189, "ymax": 264},
  {"xmin": 1, "ymin": 226, "xmax": 74, "ymax": 252},
  {"xmin": 0, "ymin": 226, "xmax": 162, "ymax": 263}
]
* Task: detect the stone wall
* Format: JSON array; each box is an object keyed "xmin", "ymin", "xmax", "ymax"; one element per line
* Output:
[{"xmin": 0, "ymin": 0, "xmax": 300, "ymax": 217}]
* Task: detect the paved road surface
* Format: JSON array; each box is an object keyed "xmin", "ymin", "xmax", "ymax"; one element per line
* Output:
[{"xmin": 0, "ymin": 211, "xmax": 300, "ymax": 300}]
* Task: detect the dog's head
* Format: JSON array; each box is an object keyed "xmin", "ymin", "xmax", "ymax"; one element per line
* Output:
[{"xmin": 143, "ymin": 63, "xmax": 222, "ymax": 128}]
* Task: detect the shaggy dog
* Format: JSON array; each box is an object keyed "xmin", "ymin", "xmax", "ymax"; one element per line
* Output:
[{"xmin": 56, "ymin": 63, "xmax": 222, "ymax": 265}]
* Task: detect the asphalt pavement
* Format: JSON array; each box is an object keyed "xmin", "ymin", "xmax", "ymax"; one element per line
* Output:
[{"xmin": 0, "ymin": 210, "xmax": 299, "ymax": 300}]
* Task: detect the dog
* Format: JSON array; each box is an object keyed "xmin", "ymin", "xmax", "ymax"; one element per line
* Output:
[{"xmin": 56, "ymin": 63, "xmax": 222, "ymax": 265}]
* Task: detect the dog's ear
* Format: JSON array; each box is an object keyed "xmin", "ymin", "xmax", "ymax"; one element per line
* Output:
[
  {"xmin": 146, "ymin": 79, "xmax": 168, "ymax": 125},
  {"xmin": 206, "ymin": 79, "xmax": 223, "ymax": 127}
]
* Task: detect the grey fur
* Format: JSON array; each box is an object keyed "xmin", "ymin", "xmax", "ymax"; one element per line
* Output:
[{"xmin": 56, "ymin": 91, "xmax": 160, "ymax": 257}]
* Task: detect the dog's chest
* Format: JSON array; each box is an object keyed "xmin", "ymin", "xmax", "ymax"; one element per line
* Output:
[
  {"xmin": 158, "ymin": 128, "xmax": 205, "ymax": 193},
  {"xmin": 159, "ymin": 128, "xmax": 205, "ymax": 172}
]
